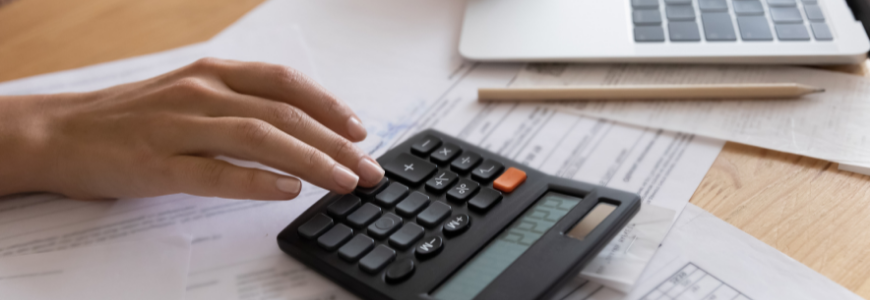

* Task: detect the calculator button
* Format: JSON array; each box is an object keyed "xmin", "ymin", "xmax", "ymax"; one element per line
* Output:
[
  {"xmin": 374, "ymin": 182, "xmax": 409, "ymax": 207},
  {"xmin": 471, "ymin": 159, "xmax": 504, "ymax": 182},
  {"xmin": 411, "ymin": 135, "xmax": 442, "ymax": 156},
  {"xmin": 359, "ymin": 245, "xmax": 396, "ymax": 274},
  {"xmin": 327, "ymin": 194, "xmax": 361, "ymax": 218},
  {"xmin": 447, "ymin": 178, "xmax": 479, "ymax": 202},
  {"xmin": 450, "ymin": 152, "xmax": 482, "ymax": 174},
  {"xmin": 384, "ymin": 153, "xmax": 438, "ymax": 185},
  {"xmin": 338, "ymin": 234, "xmax": 374, "ymax": 262},
  {"xmin": 468, "ymin": 188, "xmax": 503, "ymax": 213},
  {"xmin": 389, "ymin": 223, "xmax": 425, "ymax": 249},
  {"xmin": 425, "ymin": 170, "xmax": 459, "ymax": 193},
  {"xmin": 346, "ymin": 203, "xmax": 382, "ymax": 228},
  {"xmin": 415, "ymin": 236, "xmax": 444, "ymax": 259},
  {"xmin": 443, "ymin": 214, "xmax": 471, "ymax": 236},
  {"xmin": 416, "ymin": 201, "xmax": 452, "ymax": 228},
  {"xmin": 317, "ymin": 224, "xmax": 353, "ymax": 251},
  {"xmin": 493, "ymin": 167, "xmax": 527, "ymax": 193},
  {"xmin": 385, "ymin": 259, "xmax": 416, "ymax": 283},
  {"xmin": 430, "ymin": 143, "xmax": 462, "ymax": 165},
  {"xmin": 354, "ymin": 177, "xmax": 389, "ymax": 198},
  {"xmin": 395, "ymin": 192, "xmax": 430, "ymax": 217},
  {"xmin": 297, "ymin": 213, "xmax": 334, "ymax": 240},
  {"xmin": 367, "ymin": 213, "xmax": 403, "ymax": 239}
]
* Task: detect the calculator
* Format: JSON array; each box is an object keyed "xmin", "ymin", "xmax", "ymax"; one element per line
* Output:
[{"xmin": 277, "ymin": 129, "xmax": 641, "ymax": 300}]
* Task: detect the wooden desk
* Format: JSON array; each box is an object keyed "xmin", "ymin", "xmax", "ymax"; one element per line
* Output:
[{"xmin": 3, "ymin": 0, "xmax": 870, "ymax": 297}]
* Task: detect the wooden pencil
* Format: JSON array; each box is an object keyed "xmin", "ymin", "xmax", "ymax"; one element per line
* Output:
[{"xmin": 477, "ymin": 83, "xmax": 825, "ymax": 101}]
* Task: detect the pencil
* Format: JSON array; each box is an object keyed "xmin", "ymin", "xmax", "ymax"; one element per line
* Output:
[{"xmin": 477, "ymin": 83, "xmax": 825, "ymax": 101}]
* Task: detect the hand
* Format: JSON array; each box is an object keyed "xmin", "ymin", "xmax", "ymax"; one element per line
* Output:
[{"xmin": 0, "ymin": 58, "xmax": 384, "ymax": 200}]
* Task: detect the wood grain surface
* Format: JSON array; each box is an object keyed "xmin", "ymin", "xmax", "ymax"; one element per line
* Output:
[{"xmin": 2, "ymin": 0, "xmax": 870, "ymax": 298}]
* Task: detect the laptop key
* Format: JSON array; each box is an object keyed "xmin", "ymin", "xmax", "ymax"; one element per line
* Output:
[
  {"xmin": 767, "ymin": 0, "xmax": 796, "ymax": 6},
  {"xmin": 633, "ymin": 9, "xmax": 663, "ymax": 25},
  {"xmin": 668, "ymin": 22, "xmax": 701, "ymax": 41},
  {"xmin": 804, "ymin": 4, "xmax": 824, "ymax": 21},
  {"xmin": 665, "ymin": 0, "xmax": 692, "ymax": 4},
  {"xmin": 770, "ymin": 7, "xmax": 803, "ymax": 23},
  {"xmin": 775, "ymin": 24, "xmax": 810, "ymax": 40},
  {"xmin": 632, "ymin": 0, "xmax": 659, "ymax": 9},
  {"xmin": 634, "ymin": 26, "xmax": 665, "ymax": 42},
  {"xmin": 733, "ymin": 1, "xmax": 765, "ymax": 15},
  {"xmin": 737, "ymin": 16, "xmax": 773, "ymax": 40},
  {"xmin": 811, "ymin": 23, "xmax": 833, "ymax": 40},
  {"xmin": 702, "ymin": 13, "xmax": 737, "ymax": 41},
  {"xmin": 699, "ymin": 0, "xmax": 728, "ymax": 11},
  {"xmin": 666, "ymin": 6, "xmax": 696, "ymax": 21}
]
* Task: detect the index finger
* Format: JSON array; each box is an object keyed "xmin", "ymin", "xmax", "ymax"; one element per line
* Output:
[{"xmin": 198, "ymin": 58, "xmax": 368, "ymax": 142}]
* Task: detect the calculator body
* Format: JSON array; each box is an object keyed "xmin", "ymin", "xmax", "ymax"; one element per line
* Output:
[{"xmin": 277, "ymin": 129, "xmax": 640, "ymax": 300}]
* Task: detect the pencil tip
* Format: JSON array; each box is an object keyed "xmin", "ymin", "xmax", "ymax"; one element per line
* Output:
[{"xmin": 814, "ymin": 88, "xmax": 826, "ymax": 93}]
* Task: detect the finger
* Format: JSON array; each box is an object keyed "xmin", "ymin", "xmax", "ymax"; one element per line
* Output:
[
  {"xmin": 163, "ymin": 156, "xmax": 302, "ymax": 200},
  {"xmin": 195, "ymin": 91, "xmax": 384, "ymax": 187},
  {"xmin": 196, "ymin": 58, "xmax": 368, "ymax": 142},
  {"xmin": 173, "ymin": 116, "xmax": 361, "ymax": 194}
]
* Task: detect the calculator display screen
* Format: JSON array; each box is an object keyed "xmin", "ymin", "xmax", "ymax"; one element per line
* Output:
[{"xmin": 432, "ymin": 192, "xmax": 582, "ymax": 300}]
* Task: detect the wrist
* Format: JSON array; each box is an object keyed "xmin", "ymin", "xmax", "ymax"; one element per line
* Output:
[{"xmin": 0, "ymin": 94, "xmax": 64, "ymax": 195}]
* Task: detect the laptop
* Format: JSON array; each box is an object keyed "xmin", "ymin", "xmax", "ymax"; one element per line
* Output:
[{"xmin": 459, "ymin": 0, "xmax": 870, "ymax": 64}]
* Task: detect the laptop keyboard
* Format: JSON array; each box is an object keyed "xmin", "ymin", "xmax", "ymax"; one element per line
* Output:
[{"xmin": 632, "ymin": 0, "xmax": 833, "ymax": 42}]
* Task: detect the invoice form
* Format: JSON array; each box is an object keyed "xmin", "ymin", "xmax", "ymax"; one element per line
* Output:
[{"xmin": 510, "ymin": 63, "xmax": 870, "ymax": 175}]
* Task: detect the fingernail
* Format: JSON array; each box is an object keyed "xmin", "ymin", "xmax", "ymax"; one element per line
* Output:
[
  {"xmin": 333, "ymin": 164, "xmax": 359, "ymax": 191},
  {"xmin": 347, "ymin": 117, "xmax": 367, "ymax": 141},
  {"xmin": 358, "ymin": 156, "xmax": 385, "ymax": 185},
  {"xmin": 275, "ymin": 177, "xmax": 302, "ymax": 195}
]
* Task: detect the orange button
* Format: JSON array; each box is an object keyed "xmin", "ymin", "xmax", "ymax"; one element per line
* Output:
[{"xmin": 493, "ymin": 167, "xmax": 527, "ymax": 193}]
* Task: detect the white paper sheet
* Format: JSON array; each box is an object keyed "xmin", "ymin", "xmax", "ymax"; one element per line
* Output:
[
  {"xmin": 510, "ymin": 64, "xmax": 870, "ymax": 175},
  {"xmin": 557, "ymin": 204, "xmax": 864, "ymax": 300},
  {"xmin": 0, "ymin": 235, "xmax": 191, "ymax": 300}
]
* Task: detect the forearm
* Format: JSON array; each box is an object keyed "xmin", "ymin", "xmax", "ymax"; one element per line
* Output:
[{"xmin": 0, "ymin": 94, "xmax": 55, "ymax": 196}]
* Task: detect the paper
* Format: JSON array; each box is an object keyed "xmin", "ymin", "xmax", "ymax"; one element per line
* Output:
[
  {"xmin": 509, "ymin": 64, "xmax": 870, "ymax": 174},
  {"xmin": 0, "ymin": 235, "xmax": 191, "ymax": 300},
  {"xmin": 557, "ymin": 204, "xmax": 864, "ymax": 300},
  {"xmin": 431, "ymin": 63, "xmax": 723, "ymax": 291},
  {"xmin": 579, "ymin": 205, "xmax": 675, "ymax": 293}
]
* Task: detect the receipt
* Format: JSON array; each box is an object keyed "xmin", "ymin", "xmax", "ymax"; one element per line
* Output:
[{"xmin": 511, "ymin": 64, "xmax": 870, "ymax": 175}]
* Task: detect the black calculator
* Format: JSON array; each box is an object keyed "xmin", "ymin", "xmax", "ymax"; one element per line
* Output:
[{"xmin": 277, "ymin": 129, "xmax": 640, "ymax": 300}]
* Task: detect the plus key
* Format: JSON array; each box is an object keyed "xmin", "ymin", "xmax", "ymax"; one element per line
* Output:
[{"xmin": 384, "ymin": 153, "xmax": 437, "ymax": 185}]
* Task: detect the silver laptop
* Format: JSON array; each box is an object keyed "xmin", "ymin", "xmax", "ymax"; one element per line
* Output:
[{"xmin": 459, "ymin": 0, "xmax": 870, "ymax": 64}]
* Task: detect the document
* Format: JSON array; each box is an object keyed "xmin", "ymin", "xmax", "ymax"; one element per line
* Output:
[
  {"xmin": 510, "ymin": 64, "xmax": 870, "ymax": 175},
  {"xmin": 0, "ymin": 235, "xmax": 191, "ymax": 300},
  {"xmin": 556, "ymin": 204, "xmax": 864, "ymax": 300}
]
